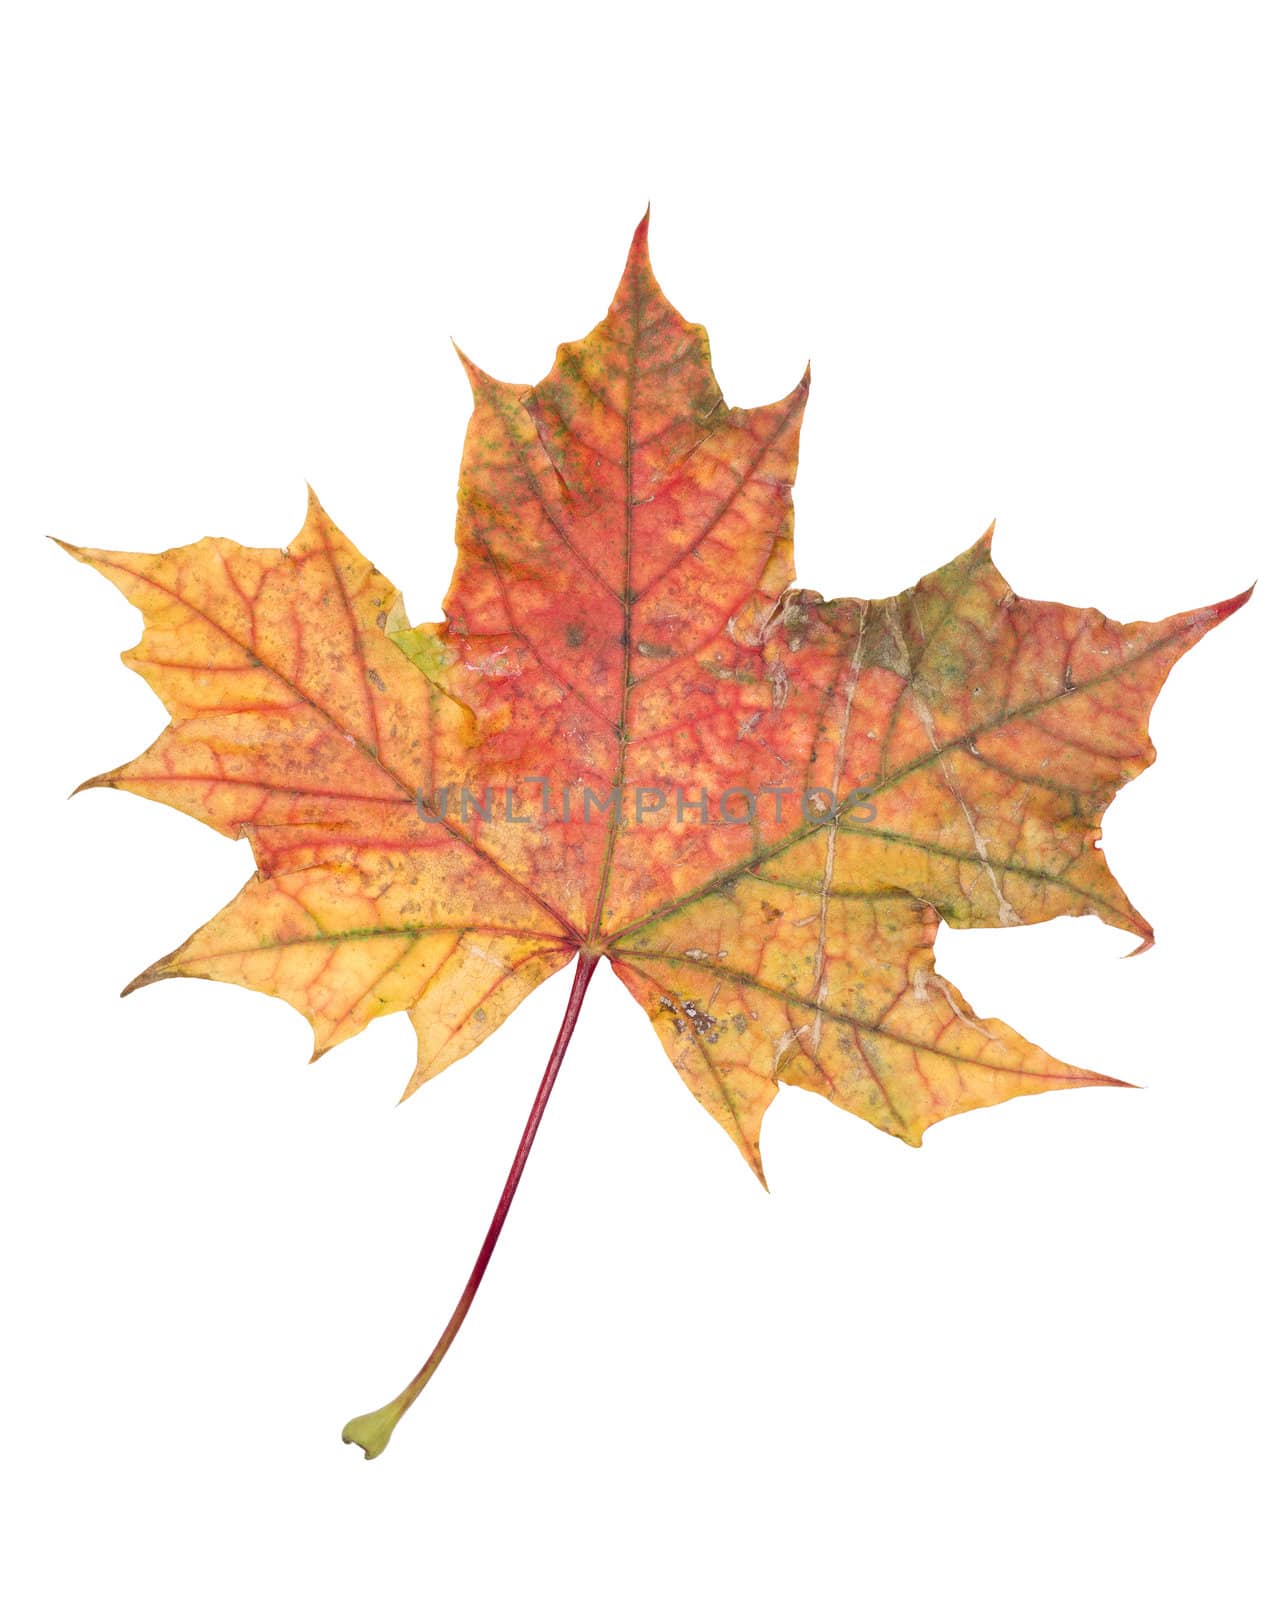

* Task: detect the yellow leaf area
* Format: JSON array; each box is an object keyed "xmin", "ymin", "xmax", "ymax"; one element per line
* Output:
[{"xmin": 66, "ymin": 216, "xmax": 1247, "ymax": 1181}]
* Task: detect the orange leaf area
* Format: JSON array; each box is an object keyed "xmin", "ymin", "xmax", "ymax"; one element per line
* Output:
[{"xmin": 66, "ymin": 215, "xmax": 1247, "ymax": 1180}]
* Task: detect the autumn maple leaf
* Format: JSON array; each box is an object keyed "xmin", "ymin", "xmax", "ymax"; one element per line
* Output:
[{"xmin": 62, "ymin": 214, "xmax": 1247, "ymax": 1457}]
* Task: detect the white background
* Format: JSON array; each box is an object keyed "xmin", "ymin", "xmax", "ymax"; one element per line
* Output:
[{"xmin": 2, "ymin": 5, "xmax": 1281, "ymax": 1597}]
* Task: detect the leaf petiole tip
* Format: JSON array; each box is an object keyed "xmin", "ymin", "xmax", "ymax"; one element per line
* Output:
[{"xmin": 342, "ymin": 1400, "xmax": 405, "ymax": 1460}]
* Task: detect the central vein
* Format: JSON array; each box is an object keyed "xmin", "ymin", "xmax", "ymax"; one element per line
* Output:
[{"xmin": 588, "ymin": 255, "xmax": 640, "ymax": 944}]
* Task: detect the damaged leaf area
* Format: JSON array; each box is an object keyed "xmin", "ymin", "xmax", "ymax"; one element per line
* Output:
[{"xmin": 66, "ymin": 214, "xmax": 1245, "ymax": 1186}]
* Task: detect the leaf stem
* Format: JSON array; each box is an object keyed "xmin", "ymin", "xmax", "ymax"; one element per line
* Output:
[{"xmin": 342, "ymin": 950, "xmax": 599, "ymax": 1459}]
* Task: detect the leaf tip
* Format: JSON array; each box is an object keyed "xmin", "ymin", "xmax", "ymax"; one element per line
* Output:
[
  {"xmin": 618, "ymin": 206, "xmax": 659, "ymax": 300},
  {"xmin": 451, "ymin": 339, "xmax": 497, "ymax": 396},
  {"xmin": 302, "ymin": 483, "xmax": 339, "ymax": 539},
  {"xmin": 69, "ymin": 772, "xmax": 112, "ymax": 799},
  {"xmin": 740, "ymin": 1136, "xmax": 770, "ymax": 1189},
  {"xmin": 1172, "ymin": 582, "xmax": 1255, "ymax": 642},
  {"xmin": 121, "ymin": 960, "xmax": 171, "ymax": 997},
  {"xmin": 1209, "ymin": 582, "xmax": 1255, "ymax": 624}
]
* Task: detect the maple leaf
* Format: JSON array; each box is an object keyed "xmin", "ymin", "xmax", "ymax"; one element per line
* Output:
[{"xmin": 63, "ymin": 213, "xmax": 1248, "ymax": 1457}]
